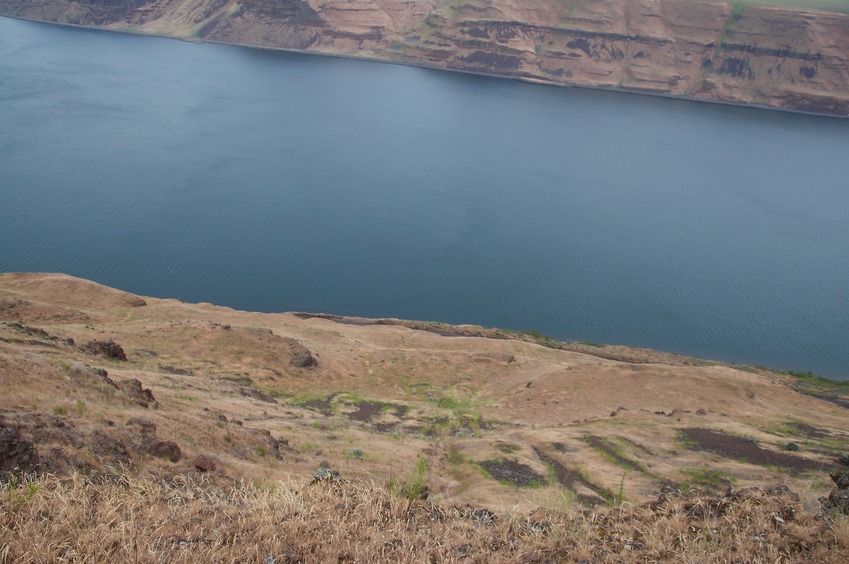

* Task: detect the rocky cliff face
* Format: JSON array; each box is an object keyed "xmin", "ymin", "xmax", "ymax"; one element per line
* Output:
[{"xmin": 3, "ymin": 0, "xmax": 848, "ymax": 115}]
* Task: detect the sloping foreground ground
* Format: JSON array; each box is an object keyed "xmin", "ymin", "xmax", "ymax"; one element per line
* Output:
[
  {"xmin": 1, "ymin": 0, "xmax": 848, "ymax": 115},
  {"xmin": 1, "ymin": 272, "xmax": 849, "ymax": 560},
  {"xmin": 3, "ymin": 473, "xmax": 849, "ymax": 561}
]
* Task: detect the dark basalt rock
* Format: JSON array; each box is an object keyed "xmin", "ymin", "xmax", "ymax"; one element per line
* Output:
[
  {"xmin": 288, "ymin": 339, "xmax": 317, "ymax": 368},
  {"xmin": 192, "ymin": 454, "xmax": 217, "ymax": 472},
  {"xmin": 148, "ymin": 440, "xmax": 181, "ymax": 463},
  {"xmin": 81, "ymin": 339, "xmax": 128, "ymax": 361},
  {"xmin": 116, "ymin": 379, "xmax": 157, "ymax": 408},
  {"xmin": 0, "ymin": 421, "xmax": 40, "ymax": 478}
]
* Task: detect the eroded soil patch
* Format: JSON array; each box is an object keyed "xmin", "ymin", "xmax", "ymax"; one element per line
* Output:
[
  {"xmin": 346, "ymin": 401, "xmax": 407, "ymax": 423},
  {"xmin": 789, "ymin": 422, "xmax": 832, "ymax": 439},
  {"xmin": 681, "ymin": 428, "xmax": 824, "ymax": 474},
  {"xmin": 532, "ymin": 446, "xmax": 605, "ymax": 506},
  {"xmin": 479, "ymin": 458, "xmax": 545, "ymax": 488},
  {"xmin": 298, "ymin": 393, "xmax": 339, "ymax": 416}
]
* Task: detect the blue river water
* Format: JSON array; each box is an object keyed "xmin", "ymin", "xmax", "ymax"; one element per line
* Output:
[{"xmin": 2, "ymin": 17, "xmax": 848, "ymax": 379}]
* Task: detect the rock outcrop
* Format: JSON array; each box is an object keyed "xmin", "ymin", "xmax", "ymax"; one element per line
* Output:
[
  {"xmin": 824, "ymin": 471, "xmax": 849, "ymax": 514},
  {"xmin": 80, "ymin": 339, "xmax": 128, "ymax": 361},
  {"xmin": 0, "ymin": 420, "xmax": 39, "ymax": 478},
  {"xmin": 1, "ymin": 0, "xmax": 847, "ymax": 115}
]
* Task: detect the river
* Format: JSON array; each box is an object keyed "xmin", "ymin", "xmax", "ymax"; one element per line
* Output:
[{"xmin": 2, "ymin": 17, "xmax": 848, "ymax": 379}]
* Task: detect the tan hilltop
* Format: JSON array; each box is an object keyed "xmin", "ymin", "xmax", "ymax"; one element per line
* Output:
[
  {"xmin": 2, "ymin": 0, "xmax": 849, "ymax": 116},
  {"xmin": 2, "ymin": 272, "xmax": 849, "ymax": 561}
]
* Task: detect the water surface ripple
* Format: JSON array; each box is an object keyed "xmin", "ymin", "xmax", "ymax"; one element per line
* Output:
[{"xmin": 2, "ymin": 18, "xmax": 848, "ymax": 379}]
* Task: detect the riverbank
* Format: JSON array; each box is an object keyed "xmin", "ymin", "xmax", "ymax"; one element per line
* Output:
[{"xmin": 2, "ymin": 0, "xmax": 849, "ymax": 116}]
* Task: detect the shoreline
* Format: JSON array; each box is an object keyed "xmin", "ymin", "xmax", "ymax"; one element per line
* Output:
[
  {"xmin": 4, "ymin": 270, "xmax": 847, "ymax": 382},
  {"xmin": 3, "ymin": 14, "xmax": 848, "ymax": 120}
]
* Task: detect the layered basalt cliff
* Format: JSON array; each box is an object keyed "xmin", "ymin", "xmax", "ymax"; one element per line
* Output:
[{"xmin": 2, "ymin": 0, "xmax": 848, "ymax": 115}]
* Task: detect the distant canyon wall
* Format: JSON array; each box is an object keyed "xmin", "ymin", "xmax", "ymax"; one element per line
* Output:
[{"xmin": 3, "ymin": 0, "xmax": 849, "ymax": 115}]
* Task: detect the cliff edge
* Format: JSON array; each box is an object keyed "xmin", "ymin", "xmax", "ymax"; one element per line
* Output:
[{"xmin": 2, "ymin": 0, "xmax": 848, "ymax": 115}]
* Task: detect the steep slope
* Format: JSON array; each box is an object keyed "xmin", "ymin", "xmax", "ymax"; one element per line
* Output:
[
  {"xmin": 2, "ymin": 272, "xmax": 849, "ymax": 513},
  {"xmin": 1, "ymin": 0, "xmax": 848, "ymax": 115}
]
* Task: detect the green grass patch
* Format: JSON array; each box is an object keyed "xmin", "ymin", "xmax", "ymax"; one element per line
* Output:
[
  {"xmin": 520, "ymin": 329, "xmax": 564, "ymax": 350},
  {"xmin": 680, "ymin": 467, "xmax": 737, "ymax": 491}
]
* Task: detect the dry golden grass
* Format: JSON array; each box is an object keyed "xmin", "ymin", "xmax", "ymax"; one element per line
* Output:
[{"xmin": 2, "ymin": 472, "xmax": 848, "ymax": 563}]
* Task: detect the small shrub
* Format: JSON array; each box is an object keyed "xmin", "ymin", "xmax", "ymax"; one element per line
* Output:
[
  {"xmin": 401, "ymin": 454, "xmax": 428, "ymax": 501},
  {"xmin": 785, "ymin": 442, "xmax": 800, "ymax": 452}
]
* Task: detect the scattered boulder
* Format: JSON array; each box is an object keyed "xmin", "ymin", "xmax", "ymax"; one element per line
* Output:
[
  {"xmin": 80, "ymin": 339, "xmax": 128, "ymax": 361},
  {"xmin": 287, "ymin": 339, "xmax": 317, "ymax": 368},
  {"xmin": 311, "ymin": 466, "xmax": 342, "ymax": 484},
  {"xmin": 6, "ymin": 321, "xmax": 50, "ymax": 339},
  {"xmin": 192, "ymin": 455, "xmax": 217, "ymax": 472},
  {"xmin": 249, "ymin": 428, "xmax": 289, "ymax": 459},
  {"xmin": 89, "ymin": 431, "xmax": 132, "ymax": 464},
  {"xmin": 116, "ymin": 379, "xmax": 157, "ymax": 408},
  {"xmin": 148, "ymin": 440, "xmax": 181, "ymax": 463},
  {"xmin": 0, "ymin": 421, "xmax": 40, "ymax": 478},
  {"xmin": 125, "ymin": 419, "xmax": 179, "ymax": 462},
  {"xmin": 4, "ymin": 414, "xmax": 132, "ymax": 476}
]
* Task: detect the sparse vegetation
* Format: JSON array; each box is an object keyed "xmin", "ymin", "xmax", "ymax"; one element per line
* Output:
[
  {"xmin": 2, "ymin": 274, "xmax": 849, "ymax": 561},
  {"xmin": 403, "ymin": 453, "xmax": 429, "ymax": 500},
  {"xmin": 520, "ymin": 329, "xmax": 564, "ymax": 350},
  {"xmin": 681, "ymin": 467, "xmax": 737, "ymax": 491},
  {"xmin": 1, "ymin": 472, "xmax": 847, "ymax": 561}
]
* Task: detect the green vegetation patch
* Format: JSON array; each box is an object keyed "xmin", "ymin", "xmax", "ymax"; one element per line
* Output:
[
  {"xmin": 584, "ymin": 435, "xmax": 646, "ymax": 473},
  {"xmin": 680, "ymin": 467, "xmax": 738, "ymax": 492},
  {"xmin": 520, "ymin": 329, "xmax": 564, "ymax": 350}
]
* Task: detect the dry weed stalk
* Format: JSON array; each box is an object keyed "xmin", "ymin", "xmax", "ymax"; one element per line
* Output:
[{"xmin": 1, "ymin": 473, "xmax": 848, "ymax": 562}]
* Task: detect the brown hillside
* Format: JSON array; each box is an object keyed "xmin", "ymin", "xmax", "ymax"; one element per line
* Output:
[{"xmin": 2, "ymin": 273, "xmax": 849, "ymax": 560}]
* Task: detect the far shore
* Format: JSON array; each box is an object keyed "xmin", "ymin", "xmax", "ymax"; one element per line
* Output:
[{"xmin": 3, "ymin": 13, "xmax": 848, "ymax": 120}]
